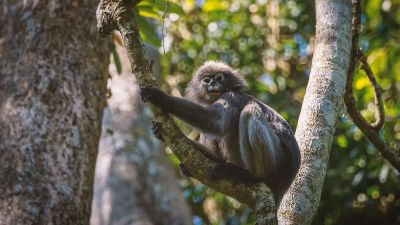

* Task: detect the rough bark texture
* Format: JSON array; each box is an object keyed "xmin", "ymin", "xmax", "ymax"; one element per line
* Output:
[
  {"xmin": 278, "ymin": 0, "xmax": 352, "ymax": 224},
  {"xmin": 96, "ymin": 1, "xmax": 277, "ymax": 224},
  {"xmin": 0, "ymin": 1, "xmax": 110, "ymax": 225},
  {"xmin": 90, "ymin": 43, "xmax": 193, "ymax": 225}
]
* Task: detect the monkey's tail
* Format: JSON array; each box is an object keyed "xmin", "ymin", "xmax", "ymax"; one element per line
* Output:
[{"xmin": 239, "ymin": 103, "xmax": 281, "ymax": 180}]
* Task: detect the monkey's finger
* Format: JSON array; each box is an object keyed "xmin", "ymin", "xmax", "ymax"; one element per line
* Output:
[
  {"xmin": 151, "ymin": 120, "xmax": 164, "ymax": 141},
  {"xmin": 152, "ymin": 130, "xmax": 164, "ymax": 141},
  {"xmin": 152, "ymin": 120, "xmax": 161, "ymax": 126}
]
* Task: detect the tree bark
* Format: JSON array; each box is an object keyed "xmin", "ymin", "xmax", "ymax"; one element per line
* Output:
[
  {"xmin": 96, "ymin": 1, "xmax": 277, "ymax": 224},
  {"xmin": 0, "ymin": 1, "xmax": 110, "ymax": 225},
  {"xmin": 90, "ymin": 42, "xmax": 193, "ymax": 225},
  {"xmin": 278, "ymin": 0, "xmax": 352, "ymax": 224}
]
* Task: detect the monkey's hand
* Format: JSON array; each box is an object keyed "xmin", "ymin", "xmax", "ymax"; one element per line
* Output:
[
  {"xmin": 210, "ymin": 162, "xmax": 260, "ymax": 184},
  {"xmin": 139, "ymin": 87, "xmax": 165, "ymax": 103},
  {"xmin": 151, "ymin": 120, "xmax": 164, "ymax": 142}
]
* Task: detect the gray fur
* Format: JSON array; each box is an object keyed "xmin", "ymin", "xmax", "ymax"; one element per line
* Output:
[
  {"xmin": 142, "ymin": 60, "xmax": 300, "ymax": 205},
  {"xmin": 186, "ymin": 61, "xmax": 247, "ymax": 104},
  {"xmin": 240, "ymin": 103, "xmax": 281, "ymax": 179}
]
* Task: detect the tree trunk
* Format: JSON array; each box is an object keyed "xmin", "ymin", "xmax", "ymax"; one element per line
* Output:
[
  {"xmin": 278, "ymin": 0, "xmax": 352, "ymax": 224},
  {"xmin": 90, "ymin": 42, "xmax": 193, "ymax": 225},
  {"xmin": 0, "ymin": 1, "xmax": 110, "ymax": 225}
]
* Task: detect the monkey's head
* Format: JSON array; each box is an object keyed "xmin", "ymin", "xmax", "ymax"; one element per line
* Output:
[{"xmin": 187, "ymin": 61, "xmax": 247, "ymax": 104}]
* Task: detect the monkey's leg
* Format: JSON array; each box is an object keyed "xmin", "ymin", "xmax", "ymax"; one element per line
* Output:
[
  {"xmin": 239, "ymin": 103, "xmax": 281, "ymax": 180},
  {"xmin": 151, "ymin": 120, "xmax": 223, "ymax": 162},
  {"xmin": 210, "ymin": 162, "xmax": 260, "ymax": 183},
  {"xmin": 191, "ymin": 141, "xmax": 224, "ymax": 163},
  {"xmin": 178, "ymin": 141, "xmax": 224, "ymax": 178},
  {"xmin": 179, "ymin": 141, "xmax": 225, "ymax": 178},
  {"xmin": 140, "ymin": 87, "xmax": 222, "ymax": 135}
]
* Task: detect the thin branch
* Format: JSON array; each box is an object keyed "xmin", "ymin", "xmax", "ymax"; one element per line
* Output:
[
  {"xmin": 96, "ymin": 0, "xmax": 277, "ymax": 224},
  {"xmin": 358, "ymin": 52, "xmax": 385, "ymax": 130},
  {"xmin": 344, "ymin": 0, "xmax": 400, "ymax": 171},
  {"xmin": 161, "ymin": 0, "xmax": 169, "ymax": 54}
]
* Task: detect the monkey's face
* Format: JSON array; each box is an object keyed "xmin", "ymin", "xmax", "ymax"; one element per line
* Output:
[
  {"xmin": 200, "ymin": 72, "xmax": 226, "ymax": 101},
  {"xmin": 186, "ymin": 61, "xmax": 247, "ymax": 104}
]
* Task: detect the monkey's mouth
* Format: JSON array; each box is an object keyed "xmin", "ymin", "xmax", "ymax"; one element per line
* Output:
[
  {"xmin": 207, "ymin": 85, "xmax": 222, "ymax": 93},
  {"xmin": 207, "ymin": 86, "xmax": 222, "ymax": 100}
]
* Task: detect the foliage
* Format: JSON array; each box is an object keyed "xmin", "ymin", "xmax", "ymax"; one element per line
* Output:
[
  {"xmin": 136, "ymin": 0, "xmax": 400, "ymax": 224},
  {"xmin": 112, "ymin": 0, "xmax": 184, "ymax": 73}
]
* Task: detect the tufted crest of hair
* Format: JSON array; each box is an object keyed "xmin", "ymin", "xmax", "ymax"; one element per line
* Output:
[{"xmin": 186, "ymin": 61, "xmax": 247, "ymax": 103}]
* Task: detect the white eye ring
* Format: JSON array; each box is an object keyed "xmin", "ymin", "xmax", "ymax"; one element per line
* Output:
[
  {"xmin": 214, "ymin": 73, "xmax": 224, "ymax": 81},
  {"xmin": 202, "ymin": 77, "xmax": 211, "ymax": 84}
]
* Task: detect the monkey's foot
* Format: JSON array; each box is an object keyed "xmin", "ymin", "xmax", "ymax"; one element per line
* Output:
[
  {"xmin": 152, "ymin": 120, "xmax": 164, "ymax": 142},
  {"xmin": 210, "ymin": 162, "xmax": 233, "ymax": 180},
  {"xmin": 179, "ymin": 163, "xmax": 192, "ymax": 177},
  {"xmin": 210, "ymin": 162, "xmax": 259, "ymax": 184}
]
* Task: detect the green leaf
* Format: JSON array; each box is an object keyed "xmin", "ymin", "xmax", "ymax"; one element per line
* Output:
[
  {"xmin": 155, "ymin": 0, "xmax": 184, "ymax": 15},
  {"xmin": 203, "ymin": 0, "xmax": 229, "ymax": 12},
  {"xmin": 368, "ymin": 48, "xmax": 388, "ymax": 75},
  {"xmin": 137, "ymin": 16, "xmax": 162, "ymax": 47},
  {"xmin": 138, "ymin": 0, "xmax": 184, "ymax": 15},
  {"xmin": 337, "ymin": 135, "xmax": 349, "ymax": 148},
  {"xmin": 365, "ymin": 0, "xmax": 382, "ymax": 27},
  {"xmin": 111, "ymin": 45, "xmax": 122, "ymax": 74},
  {"xmin": 137, "ymin": 5, "xmax": 162, "ymax": 20},
  {"xmin": 137, "ymin": 0, "xmax": 154, "ymax": 7}
]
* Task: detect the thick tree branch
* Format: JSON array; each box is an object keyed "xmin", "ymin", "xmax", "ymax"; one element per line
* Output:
[
  {"xmin": 344, "ymin": 0, "xmax": 400, "ymax": 171},
  {"xmin": 96, "ymin": 0, "xmax": 277, "ymax": 224},
  {"xmin": 278, "ymin": 0, "xmax": 353, "ymax": 224}
]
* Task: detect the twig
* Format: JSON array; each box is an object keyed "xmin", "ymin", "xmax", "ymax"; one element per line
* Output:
[
  {"xmin": 161, "ymin": 0, "xmax": 169, "ymax": 54},
  {"xmin": 344, "ymin": 0, "xmax": 400, "ymax": 171},
  {"xmin": 358, "ymin": 52, "xmax": 385, "ymax": 130}
]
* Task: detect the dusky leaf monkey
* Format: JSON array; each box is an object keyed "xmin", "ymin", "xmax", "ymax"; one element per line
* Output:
[{"xmin": 140, "ymin": 61, "xmax": 300, "ymax": 205}]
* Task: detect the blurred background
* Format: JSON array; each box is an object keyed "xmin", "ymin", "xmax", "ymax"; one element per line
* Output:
[{"xmin": 94, "ymin": 0, "xmax": 400, "ymax": 224}]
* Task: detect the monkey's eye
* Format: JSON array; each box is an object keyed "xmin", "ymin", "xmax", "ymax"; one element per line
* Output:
[
  {"xmin": 214, "ymin": 73, "xmax": 224, "ymax": 82},
  {"xmin": 202, "ymin": 78, "xmax": 211, "ymax": 84}
]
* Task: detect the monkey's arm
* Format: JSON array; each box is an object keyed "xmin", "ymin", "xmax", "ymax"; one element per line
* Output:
[
  {"xmin": 188, "ymin": 141, "xmax": 259, "ymax": 184},
  {"xmin": 140, "ymin": 87, "xmax": 224, "ymax": 134}
]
